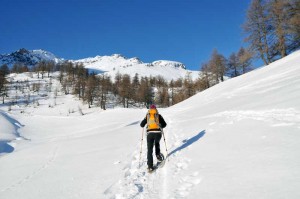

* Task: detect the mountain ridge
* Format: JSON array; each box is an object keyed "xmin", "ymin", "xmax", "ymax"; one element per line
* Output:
[{"xmin": 1, "ymin": 48, "xmax": 198, "ymax": 81}]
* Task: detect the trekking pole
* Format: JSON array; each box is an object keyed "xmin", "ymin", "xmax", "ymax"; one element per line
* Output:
[
  {"xmin": 161, "ymin": 129, "xmax": 169, "ymax": 161},
  {"xmin": 138, "ymin": 127, "xmax": 144, "ymax": 168}
]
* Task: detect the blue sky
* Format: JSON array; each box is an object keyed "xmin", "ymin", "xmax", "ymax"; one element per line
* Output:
[{"xmin": 1, "ymin": 0, "xmax": 253, "ymax": 70}]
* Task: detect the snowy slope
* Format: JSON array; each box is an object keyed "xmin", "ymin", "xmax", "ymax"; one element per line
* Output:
[
  {"xmin": 73, "ymin": 54, "xmax": 143, "ymax": 72},
  {"xmin": 0, "ymin": 51, "xmax": 300, "ymax": 199},
  {"xmin": 103, "ymin": 51, "xmax": 300, "ymax": 198},
  {"xmin": 31, "ymin": 49, "xmax": 63, "ymax": 64},
  {"xmin": 73, "ymin": 54, "xmax": 199, "ymax": 81}
]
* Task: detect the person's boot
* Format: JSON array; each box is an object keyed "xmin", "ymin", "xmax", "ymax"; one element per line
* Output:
[
  {"xmin": 148, "ymin": 166, "xmax": 154, "ymax": 172},
  {"xmin": 156, "ymin": 153, "xmax": 164, "ymax": 162}
]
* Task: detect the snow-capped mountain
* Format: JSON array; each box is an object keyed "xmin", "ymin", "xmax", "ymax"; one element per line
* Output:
[
  {"xmin": 72, "ymin": 54, "xmax": 144, "ymax": 72},
  {"xmin": 1, "ymin": 49, "xmax": 198, "ymax": 81},
  {"xmin": 0, "ymin": 48, "xmax": 63, "ymax": 67},
  {"xmin": 73, "ymin": 54, "xmax": 198, "ymax": 81}
]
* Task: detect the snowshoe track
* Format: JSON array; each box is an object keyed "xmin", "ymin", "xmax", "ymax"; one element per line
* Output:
[{"xmin": 104, "ymin": 117, "xmax": 202, "ymax": 199}]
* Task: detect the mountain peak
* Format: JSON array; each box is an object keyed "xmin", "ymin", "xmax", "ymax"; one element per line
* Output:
[
  {"xmin": 16, "ymin": 48, "xmax": 30, "ymax": 54},
  {"xmin": 0, "ymin": 48, "xmax": 63, "ymax": 67},
  {"xmin": 111, "ymin": 54, "xmax": 126, "ymax": 59},
  {"xmin": 152, "ymin": 60, "xmax": 186, "ymax": 69}
]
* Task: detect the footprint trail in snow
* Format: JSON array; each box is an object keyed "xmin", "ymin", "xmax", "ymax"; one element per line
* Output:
[{"xmin": 104, "ymin": 117, "xmax": 202, "ymax": 199}]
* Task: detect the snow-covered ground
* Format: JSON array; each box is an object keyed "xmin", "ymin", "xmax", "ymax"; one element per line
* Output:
[{"xmin": 0, "ymin": 51, "xmax": 300, "ymax": 199}]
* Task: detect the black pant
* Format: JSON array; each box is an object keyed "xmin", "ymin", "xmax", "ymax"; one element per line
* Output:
[{"xmin": 147, "ymin": 133, "xmax": 162, "ymax": 168}]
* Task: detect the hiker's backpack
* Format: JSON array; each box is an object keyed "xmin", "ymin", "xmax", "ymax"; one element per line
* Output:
[{"xmin": 147, "ymin": 108, "xmax": 160, "ymax": 130}]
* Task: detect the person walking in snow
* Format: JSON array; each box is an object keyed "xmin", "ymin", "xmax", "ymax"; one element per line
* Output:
[{"xmin": 140, "ymin": 104, "xmax": 167, "ymax": 171}]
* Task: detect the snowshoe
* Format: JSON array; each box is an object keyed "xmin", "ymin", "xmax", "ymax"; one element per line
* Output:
[{"xmin": 156, "ymin": 153, "xmax": 164, "ymax": 162}]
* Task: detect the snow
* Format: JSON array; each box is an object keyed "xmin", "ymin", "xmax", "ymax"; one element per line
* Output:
[
  {"xmin": 105, "ymin": 62, "xmax": 198, "ymax": 82},
  {"xmin": 31, "ymin": 49, "xmax": 63, "ymax": 64},
  {"xmin": 0, "ymin": 50, "xmax": 300, "ymax": 199},
  {"xmin": 73, "ymin": 54, "xmax": 199, "ymax": 81}
]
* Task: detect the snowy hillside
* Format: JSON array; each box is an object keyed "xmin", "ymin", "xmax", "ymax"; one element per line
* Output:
[
  {"xmin": 0, "ymin": 48, "xmax": 63, "ymax": 67},
  {"xmin": 0, "ymin": 51, "xmax": 300, "ymax": 199},
  {"xmin": 73, "ymin": 54, "xmax": 199, "ymax": 81}
]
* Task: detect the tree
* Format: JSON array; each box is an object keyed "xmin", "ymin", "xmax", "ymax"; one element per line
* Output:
[
  {"xmin": 11, "ymin": 63, "xmax": 27, "ymax": 73},
  {"xmin": 156, "ymin": 87, "xmax": 169, "ymax": 107},
  {"xmin": 0, "ymin": 73, "xmax": 8, "ymax": 104},
  {"xmin": 84, "ymin": 74, "xmax": 98, "ymax": 108},
  {"xmin": 287, "ymin": 0, "xmax": 300, "ymax": 51},
  {"xmin": 138, "ymin": 77, "xmax": 153, "ymax": 106},
  {"xmin": 228, "ymin": 53, "xmax": 240, "ymax": 77},
  {"xmin": 174, "ymin": 78, "xmax": 183, "ymax": 87},
  {"xmin": 208, "ymin": 49, "xmax": 227, "ymax": 83},
  {"xmin": 131, "ymin": 73, "xmax": 140, "ymax": 102},
  {"xmin": 156, "ymin": 75, "xmax": 167, "ymax": 88},
  {"xmin": 0, "ymin": 64, "xmax": 10, "ymax": 76},
  {"xmin": 37, "ymin": 61, "xmax": 47, "ymax": 79},
  {"xmin": 197, "ymin": 63, "xmax": 212, "ymax": 92},
  {"xmin": 183, "ymin": 72, "xmax": 195, "ymax": 98},
  {"xmin": 98, "ymin": 74, "xmax": 112, "ymax": 110},
  {"xmin": 112, "ymin": 72, "xmax": 122, "ymax": 96},
  {"xmin": 73, "ymin": 63, "xmax": 87, "ymax": 99},
  {"xmin": 169, "ymin": 80, "xmax": 175, "ymax": 105},
  {"xmin": 237, "ymin": 47, "xmax": 253, "ymax": 74},
  {"xmin": 46, "ymin": 61, "xmax": 55, "ymax": 77},
  {"xmin": 268, "ymin": 0, "xmax": 291, "ymax": 58},
  {"xmin": 119, "ymin": 74, "xmax": 132, "ymax": 108},
  {"xmin": 244, "ymin": 0, "xmax": 274, "ymax": 65},
  {"xmin": 172, "ymin": 89, "xmax": 185, "ymax": 104},
  {"xmin": 0, "ymin": 65, "xmax": 10, "ymax": 104}
]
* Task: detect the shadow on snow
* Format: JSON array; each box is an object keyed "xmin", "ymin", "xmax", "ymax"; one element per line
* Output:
[
  {"xmin": 126, "ymin": 121, "xmax": 140, "ymax": 127},
  {"xmin": 0, "ymin": 110, "xmax": 28, "ymax": 155},
  {"xmin": 168, "ymin": 130, "xmax": 206, "ymax": 158},
  {"xmin": 0, "ymin": 141, "xmax": 14, "ymax": 154}
]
